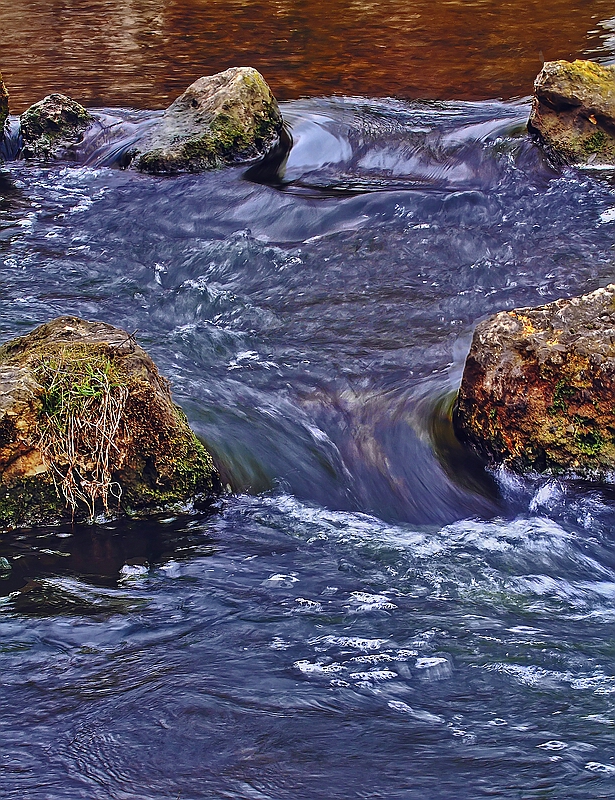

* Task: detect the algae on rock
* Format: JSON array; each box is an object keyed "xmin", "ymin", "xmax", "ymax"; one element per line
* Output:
[
  {"xmin": 131, "ymin": 67, "xmax": 284, "ymax": 174},
  {"xmin": 454, "ymin": 285, "xmax": 615, "ymax": 479},
  {"xmin": 0, "ymin": 71, "xmax": 8, "ymax": 140},
  {"xmin": 12, "ymin": 68, "xmax": 282, "ymax": 172},
  {"xmin": 0, "ymin": 317, "xmax": 220, "ymax": 530},
  {"xmin": 528, "ymin": 59, "xmax": 615, "ymax": 166},
  {"xmin": 20, "ymin": 94, "xmax": 94, "ymax": 160}
]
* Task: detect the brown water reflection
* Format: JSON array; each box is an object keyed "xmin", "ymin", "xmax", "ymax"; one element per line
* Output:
[{"xmin": 0, "ymin": 0, "xmax": 614, "ymax": 111}]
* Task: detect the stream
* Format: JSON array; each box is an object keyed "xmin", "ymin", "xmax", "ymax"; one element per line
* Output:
[{"xmin": 3, "ymin": 4, "xmax": 615, "ymax": 798}]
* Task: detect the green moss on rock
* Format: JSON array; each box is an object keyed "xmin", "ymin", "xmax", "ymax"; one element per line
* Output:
[
  {"xmin": 0, "ymin": 71, "xmax": 8, "ymax": 141},
  {"xmin": 0, "ymin": 317, "xmax": 221, "ymax": 530},
  {"xmin": 20, "ymin": 94, "xmax": 94, "ymax": 160},
  {"xmin": 454, "ymin": 285, "xmax": 615, "ymax": 478},
  {"xmin": 0, "ymin": 474, "xmax": 66, "ymax": 530},
  {"xmin": 131, "ymin": 67, "xmax": 284, "ymax": 174},
  {"xmin": 528, "ymin": 59, "xmax": 615, "ymax": 166}
]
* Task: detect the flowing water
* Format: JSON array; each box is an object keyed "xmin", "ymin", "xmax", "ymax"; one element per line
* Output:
[{"xmin": 3, "ymin": 4, "xmax": 615, "ymax": 799}]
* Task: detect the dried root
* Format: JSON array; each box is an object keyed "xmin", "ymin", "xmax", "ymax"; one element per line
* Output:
[{"xmin": 34, "ymin": 346, "xmax": 129, "ymax": 519}]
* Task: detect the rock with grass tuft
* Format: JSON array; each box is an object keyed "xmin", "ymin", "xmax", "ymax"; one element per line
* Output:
[
  {"xmin": 528, "ymin": 59, "xmax": 615, "ymax": 166},
  {"xmin": 20, "ymin": 94, "xmax": 95, "ymax": 160},
  {"xmin": 0, "ymin": 317, "xmax": 221, "ymax": 530},
  {"xmin": 454, "ymin": 285, "xmax": 615, "ymax": 479},
  {"xmin": 130, "ymin": 66, "xmax": 283, "ymax": 174}
]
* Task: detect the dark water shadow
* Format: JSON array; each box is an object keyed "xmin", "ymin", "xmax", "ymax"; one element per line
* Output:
[
  {"xmin": 0, "ymin": 168, "xmax": 18, "ymax": 210},
  {"xmin": 427, "ymin": 390, "xmax": 500, "ymax": 501},
  {"xmin": 0, "ymin": 510, "xmax": 220, "ymax": 608},
  {"xmin": 242, "ymin": 124, "xmax": 294, "ymax": 187}
]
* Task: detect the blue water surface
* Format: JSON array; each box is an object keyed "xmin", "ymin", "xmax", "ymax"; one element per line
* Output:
[{"xmin": 2, "ymin": 97, "xmax": 615, "ymax": 798}]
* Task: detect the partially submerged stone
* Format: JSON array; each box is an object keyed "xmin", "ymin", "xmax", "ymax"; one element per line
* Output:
[
  {"xmin": 130, "ymin": 66, "xmax": 283, "ymax": 174},
  {"xmin": 20, "ymin": 94, "xmax": 94, "ymax": 159},
  {"xmin": 15, "ymin": 68, "xmax": 283, "ymax": 172},
  {"xmin": 528, "ymin": 59, "xmax": 615, "ymax": 166},
  {"xmin": 454, "ymin": 286, "xmax": 615, "ymax": 478},
  {"xmin": 0, "ymin": 317, "xmax": 220, "ymax": 529},
  {"xmin": 0, "ymin": 71, "xmax": 8, "ymax": 139}
]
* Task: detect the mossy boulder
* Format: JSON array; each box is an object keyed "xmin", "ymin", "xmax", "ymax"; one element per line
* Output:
[
  {"xmin": 454, "ymin": 286, "xmax": 615, "ymax": 478},
  {"xmin": 0, "ymin": 71, "xmax": 8, "ymax": 140},
  {"xmin": 20, "ymin": 94, "xmax": 94, "ymax": 160},
  {"xmin": 528, "ymin": 59, "xmax": 615, "ymax": 166},
  {"xmin": 0, "ymin": 317, "xmax": 221, "ymax": 530},
  {"xmin": 130, "ymin": 67, "xmax": 283, "ymax": 174}
]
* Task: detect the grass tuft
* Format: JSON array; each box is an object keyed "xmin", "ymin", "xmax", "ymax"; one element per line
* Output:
[{"xmin": 34, "ymin": 346, "xmax": 129, "ymax": 519}]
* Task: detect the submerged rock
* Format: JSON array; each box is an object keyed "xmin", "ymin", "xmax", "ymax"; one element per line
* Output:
[
  {"xmin": 0, "ymin": 71, "xmax": 8, "ymax": 139},
  {"xmin": 20, "ymin": 94, "xmax": 94, "ymax": 159},
  {"xmin": 130, "ymin": 66, "xmax": 283, "ymax": 174},
  {"xmin": 528, "ymin": 59, "xmax": 615, "ymax": 166},
  {"xmin": 454, "ymin": 286, "xmax": 615, "ymax": 478},
  {"xmin": 0, "ymin": 317, "xmax": 220, "ymax": 530}
]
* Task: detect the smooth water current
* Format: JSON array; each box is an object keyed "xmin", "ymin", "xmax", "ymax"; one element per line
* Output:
[{"xmin": 3, "ymin": 13, "xmax": 615, "ymax": 798}]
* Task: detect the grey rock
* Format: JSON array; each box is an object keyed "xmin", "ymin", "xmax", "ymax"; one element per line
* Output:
[
  {"xmin": 131, "ymin": 66, "xmax": 283, "ymax": 174},
  {"xmin": 20, "ymin": 94, "xmax": 94, "ymax": 160}
]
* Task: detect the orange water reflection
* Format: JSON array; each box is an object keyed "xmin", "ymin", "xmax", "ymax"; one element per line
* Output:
[{"xmin": 0, "ymin": 0, "xmax": 614, "ymax": 111}]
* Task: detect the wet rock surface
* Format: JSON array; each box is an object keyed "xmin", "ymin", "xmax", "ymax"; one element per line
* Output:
[
  {"xmin": 130, "ymin": 66, "xmax": 284, "ymax": 174},
  {"xmin": 454, "ymin": 285, "xmax": 615, "ymax": 478},
  {"xmin": 528, "ymin": 59, "xmax": 615, "ymax": 166},
  {"xmin": 20, "ymin": 93, "xmax": 95, "ymax": 160},
  {"xmin": 0, "ymin": 317, "xmax": 220, "ymax": 530},
  {"xmin": 0, "ymin": 71, "xmax": 8, "ymax": 139}
]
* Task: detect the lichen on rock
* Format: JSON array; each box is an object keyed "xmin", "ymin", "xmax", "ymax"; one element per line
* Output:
[
  {"xmin": 0, "ymin": 71, "xmax": 8, "ymax": 140},
  {"xmin": 454, "ymin": 285, "xmax": 615, "ymax": 478},
  {"xmin": 130, "ymin": 66, "xmax": 284, "ymax": 174},
  {"xmin": 20, "ymin": 94, "xmax": 94, "ymax": 160},
  {"xmin": 528, "ymin": 59, "xmax": 615, "ymax": 166},
  {"xmin": 0, "ymin": 317, "xmax": 221, "ymax": 530}
]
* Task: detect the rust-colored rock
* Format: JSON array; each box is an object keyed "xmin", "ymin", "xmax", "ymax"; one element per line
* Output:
[
  {"xmin": 528, "ymin": 59, "xmax": 615, "ymax": 166},
  {"xmin": 0, "ymin": 317, "xmax": 220, "ymax": 529},
  {"xmin": 454, "ymin": 285, "xmax": 615, "ymax": 478}
]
